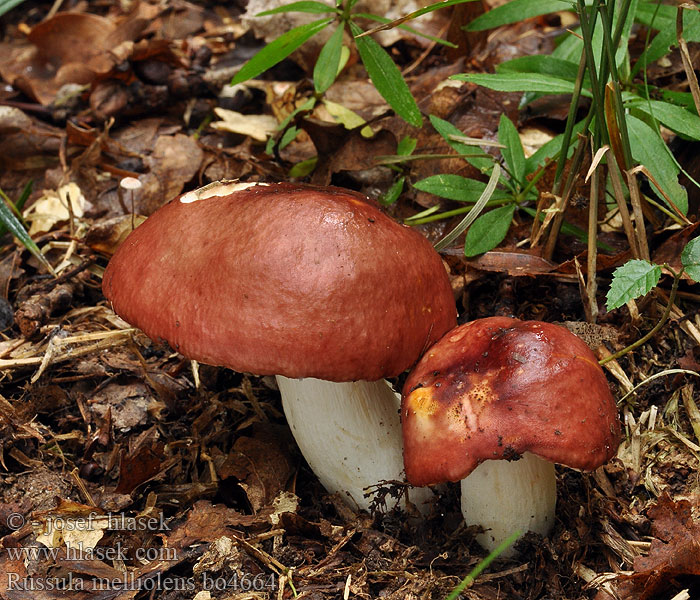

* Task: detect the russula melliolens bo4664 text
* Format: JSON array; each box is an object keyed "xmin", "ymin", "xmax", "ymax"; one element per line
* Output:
[
  {"xmin": 103, "ymin": 180, "xmax": 457, "ymax": 511},
  {"xmin": 402, "ymin": 317, "xmax": 621, "ymax": 553}
]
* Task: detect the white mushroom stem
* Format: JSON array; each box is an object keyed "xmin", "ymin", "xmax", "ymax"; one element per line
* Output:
[
  {"xmin": 276, "ymin": 376, "xmax": 435, "ymax": 513},
  {"xmin": 460, "ymin": 452, "xmax": 557, "ymax": 556}
]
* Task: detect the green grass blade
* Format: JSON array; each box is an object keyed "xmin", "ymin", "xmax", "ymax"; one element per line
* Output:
[
  {"xmin": 355, "ymin": 0, "xmax": 478, "ymax": 39},
  {"xmin": 444, "ymin": 530, "xmax": 521, "ymax": 600},
  {"xmin": 0, "ymin": 189, "xmax": 55, "ymax": 275},
  {"xmin": 0, "ymin": 0, "xmax": 26, "ymax": 17},
  {"xmin": 353, "ymin": 13, "xmax": 457, "ymax": 47},
  {"xmin": 434, "ymin": 164, "xmax": 501, "ymax": 251},
  {"xmin": 231, "ymin": 18, "xmax": 332, "ymax": 85},
  {"xmin": 314, "ymin": 23, "xmax": 344, "ymax": 94},
  {"xmin": 350, "ymin": 21, "xmax": 422, "ymax": 127},
  {"xmin": 257, "ymin": 1, "xmax": 337, "ymax": 15},
  {"xmin": 465, "ymin": 0, "xmax": 572, "ymax": 31}
]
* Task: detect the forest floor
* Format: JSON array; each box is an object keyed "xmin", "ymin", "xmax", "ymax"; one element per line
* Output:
[{"xmin": 1, "ymin": 1, "xmax": 700, "ymax": 599}]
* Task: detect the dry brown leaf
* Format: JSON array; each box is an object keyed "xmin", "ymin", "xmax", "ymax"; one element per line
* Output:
[
  {"xmin": 114, "ymin": 428, "xmax": 165, "ymax": 494},
  {"xmin": 140, "ymin": 133, "xmax": 203, "ymax": 214},
  {"xmin": 615, "ymin": 494, "xmax": 700, "ymax": 599}
]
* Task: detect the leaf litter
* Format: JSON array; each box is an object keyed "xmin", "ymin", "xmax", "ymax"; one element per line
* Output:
[{"xmin": 0, "ymin": 1, "xmax": 699, "ymax": 599}]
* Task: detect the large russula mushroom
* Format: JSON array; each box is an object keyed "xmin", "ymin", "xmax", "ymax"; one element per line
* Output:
[
  {"xmin": 402, "ymin": 317, "xmax": 620, "ymax": 552},
  {"xmin": 103, "ymin": 180, "xmax": 457, "ymax": 510}
]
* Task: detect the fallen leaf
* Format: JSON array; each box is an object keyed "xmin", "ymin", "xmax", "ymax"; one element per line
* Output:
[
  {"xmin": 114, "ymin": 428, "xmax": 165, "ymax": 494},
  {"xmin": 615, "ymin": 494, "xmax": 700, "ymax": 599},
  {"xmin": 23, "ymin": 183, "xmax": 92, "ymax": 236},
  {"xmin": 211, "ymin": 108, "xmax": 277, "ymax": 142}
]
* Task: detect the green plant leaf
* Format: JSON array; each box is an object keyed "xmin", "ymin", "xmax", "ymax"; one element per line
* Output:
[
  {"xmin": 465, "ymin": 0, "xmax": 572, "ymax": 31},
  {"xmin": 414, "ymin": 174, "xmax": 509, "ymax": 202},
  {"xmin": 314, "ymin": 24, "xmax": 345, "ymax": 94},
  {"xmin": 231, "ymin": 18, "xmax": 332, "ymax": 85},
  {"xmin": 279, "ymin": 125, "xmax": 301, "ymax": 149},
  {"xmin": 257, "ymin": 1, "xmax": 337, "ymax": 15},
  {"xmin": 379, "ymin": 176, "xmax": 405, "ymax": 205},
  {"xmin": 627, "ymin": 114, "xmax": 688, "ymax": 215},
  {"xmin": 0, "ymin": 189, "xmax": 54, "ymax": 275},
  {"xmin": 350, "ymin": 21, "xmax": 422, "ymax": 127},
  {"xmin": 428, "ymin": 115, "xmax": 493, "ymax": 173},
  {"xmin": 497, "ymin": 56, "xmax": 581, "ymax": 81},
  {"xmin": 396, "ymin": 136, "xmax": 417, "ymax": 156},
  {"xmin": 434, "ymin": 164, "xmax": 501, "ymax": 251},
  {"xmin": 464, "ymin": 204, "xmax": 516, "ymax": 257},
  {"xmin": 606, "ymin": 259, "xmax": 662, "ymax": 311},
  {"xmin": 628, "ymin": 99, "xmax": 700, "ymax": 141},
  {"xmin": 0, "ymin": 0, "xmax": 26, "ymax": 17},
  {"xmin": 445, "ymin": 529, "xmax": 521, "ymax": 600},
  {"xmin": 289, "ymin": 156, "xmax": 318, "ymax": 177},
  {"xmin": 498, "ymin": 114, "xmax": 526, "ymax": 186},
  {"xmin": 451, "ymin": 73, "xmax": 590, "ymax": 97},
  {"xmin": 681, "ymin": 236, "xmax": 700, "ymax": 282},
  {"xmin": 633, "ymin": 3, "xmax": 700, "ymax": 75}
]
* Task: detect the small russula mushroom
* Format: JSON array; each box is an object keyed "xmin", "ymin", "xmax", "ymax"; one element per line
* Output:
[
  {"xmin": 401, "ymin": 317, "xmax": 621, "ymax": 553},
  {"xmin": 103, "ymin": 180, "xmax": 457, "ymax": 511}
]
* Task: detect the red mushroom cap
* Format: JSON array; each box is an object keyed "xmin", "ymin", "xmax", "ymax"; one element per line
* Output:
[
  {"xmin": 103, "ymin": 181, "xmax": 457, "ymax": 381},
  {"xmin": 402, "ymin": 317, "xmax": 621, "ymax": 486}
]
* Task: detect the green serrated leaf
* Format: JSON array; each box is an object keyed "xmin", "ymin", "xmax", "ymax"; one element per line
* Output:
[
  {"xmin": 464, "ymin": 204, "xmax": 516, "ymax": 257},
  {"xmin": 350, "ymin": 21, "xmax": 422, "ymax": 127},
  {"xmin": 627, "ymin": 114, "xmax": 688, "ymax": 215},
  {"xmin": 606, "ymin": 260, "xmax": 662, "ymax": 311},
  {"xmin": 428, "ymin": 115, "xmax": 493, "ymax": 173},
  {"xmin": 314, "ymin": 23, "xmax": 344, "ymax": 94},
  {"xmin": 465, "ymin": 0, "xmax": 572, "ymax": 31},
  {"xmin": 681, "ymin": 236, "xmax": 700, "ymax": 282},
  {"xmin": 257, "ymin": 1, "xmax": 336, "ymax": 15},
  {"xmin": 231, "ymin": 18, "xmax": 332, "ymax": 85},
  {"xmin": 452, "ymin": 73, "xmax": 590, "ymax": 97},
  {"xmin": 498, "ymin": 114, "xmax": 526, "ymax": 186}
]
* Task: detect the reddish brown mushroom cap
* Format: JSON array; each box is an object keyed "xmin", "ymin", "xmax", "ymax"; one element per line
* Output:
[
  {"xmin": 103, "ymin": 181, "xmax": 457, "ymax": 381},
  {"xmin": 402, "ymin": 317, "xmax": 621, "ymax": 486}
]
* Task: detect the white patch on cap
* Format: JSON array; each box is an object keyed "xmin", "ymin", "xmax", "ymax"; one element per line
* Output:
[{"xmin": 180, "ymin": 180, "xmax": 269, "ymax": 204}]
